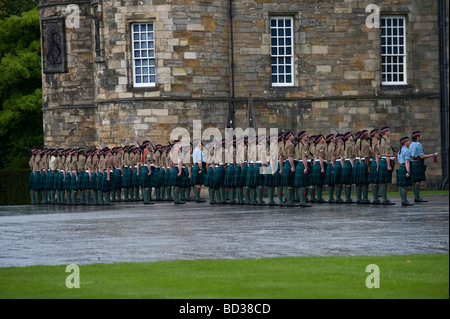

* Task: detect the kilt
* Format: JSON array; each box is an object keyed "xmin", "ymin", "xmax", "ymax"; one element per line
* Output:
[
  {"xmin": 152, "ymin": 167, "xmax": 161, "ymax": 188},
  {"xmin": 377, "ymin": 158, "xmax": 390, "ymax": 184},
  {"xmin": 331, "ymin": 161, "xmax": 342, "ymax": 185},
  {"xmin": 411, "ymin": 160, "xmax": 426, "ymax": 182},
  {"xmin": 213, "ymin": 164, "xmax": 225, "ymax": 189},
  {"xmin": 191, "ymin": 164, "xmax": 205, "ymax": 185},
  {"xmin": 88, "ymin": 172, "xmax": 97, "ymax": 190},
  {"xmin": 324, "ymin": 162, "xmax": 334, "ymax": 185},
  {"xmin": 169, "ymin": 166, "xmax": 183, "ymax": 187},
  {"xmin": 28, "ymin": 171, "xmax": 33, "ymax": 189},
  {"xmin": 70, "ymin": 172, "xmax": 79, "ymax": 191},
  {"xmin": 233, "ymin": 164, "xmax": 242, "ymax": 187},
  {"xmin": 239, "ymin": 163, "xmax": 248, "ymax": 187},
  {"xmin": 224, "ymin": 163, "xmax": 234, "ymax": 188},
  {"xmin": 164, "ymin": 168, "xmax": 171, "ymax": 187},
  {"xmin": 45, "ymin": 170, "xmax": 55, "ymax": 191},
  {"xmin": 140, "ymin": 166, "xmax": 151, "ymax": 188},
  {"xmin": 396, "ymin": 164, "xmax": 413, "ymax": 187},
  {"xmin": 264, "ymin": 164, "xmax": 275, "ymax": 187},
  {"xmin": 339, "ymin": 160, "xmax": 353, "ymax": 185},
  {"xmin": 122, "ymin": 167, "xmax": 132, "ymax": 188},
  {"xmin": 310, "ymin": 161, "xmax": 325, "ymax": 186},
  {"xmin": 294, "ymin": 161, "xmax": 310, "ymax": 187},
  {"xmin": 40, "ymin": 171, "xmax": 47, "ymax": 191},
  {"xmin": 31, "ymin": 171, "xmax": 41, "ymax": 191},
  {"xmin": 132, "ymin": 167, "xmax": 139, "ymax": 187},
  {"xmin": 282, "ymin": 161, "xmax": 295, "ymax": 187},
  {"xmin": 182, "ymin": 167, "xmax": 191, "ymax": 187},
  {"xmin": 358, "ymin": 160, "xmax": 369, "ymax": 184},
  {"xmin": 252, "ymin": 163, "xmax": 264, "ymax": 186},
  {"xmin": 204, "ymin": 166, "xmax": 214, "ymax": 188},
  {"xmin": 79, "ymin": 171, "xmax": 88, "ymax": 190},
  {"xmin": 367, "ymin": 157, "xmax": 378, "ymax": 184},
  {"xmin": 112, "ymin": 169, "xmax": 122, "ymax": 189},
  {"xmin": 352, "ymin": 159, "xmax": 360, "ymax": 184},
  {"xmin": 97, "ymin": 171, "xmax": 104, "ymax": 191},
  {"xmin": 273, "ymin": 162, "xmax": 282, "ymax": 187},
  {"xmin": 102, "ymin": 171, "xmax": 113, "ymax": 192},
  {"xmin": 245, "ymin": 163, "xmax": 255, "ymax": 187},
  {"xmin": 159, "ymin": 168, "xmax": 167, "ymax": 186}
]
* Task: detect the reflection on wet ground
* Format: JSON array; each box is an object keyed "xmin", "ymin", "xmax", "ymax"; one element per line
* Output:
[{"xmin": 0, "ymin": 194, "xmax": 448, "ymax": 267}]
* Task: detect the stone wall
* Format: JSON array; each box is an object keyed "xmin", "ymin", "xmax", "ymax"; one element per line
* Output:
[{"xmin": 38, "ymin": 0, "xmax": 446, "ymax": 187}]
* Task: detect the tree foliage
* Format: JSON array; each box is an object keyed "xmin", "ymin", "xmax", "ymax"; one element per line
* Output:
[{"xmin": 0, "ymin": 7, "xmax": 42, "ymax": 169}]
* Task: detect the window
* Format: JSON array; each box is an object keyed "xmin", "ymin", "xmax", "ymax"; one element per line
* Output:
[
  {"xmin": 381, "ymin": 16, "xmax": 406, "ymax": 85},
  {"xmin": 131, "ymin": 23, "xmax": 156, "ymax": 87},
  {"xmin": 270, "ymin": 17, "xmax": 294, "ymax": 87}
]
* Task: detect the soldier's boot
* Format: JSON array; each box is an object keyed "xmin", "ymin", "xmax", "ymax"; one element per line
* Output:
[
  {"xmin": 335, "ymin": 185, "xmax": 344, "ymax": 203},
  {"xmin": 372, "ymin": 185, "xmax": 380, "ymax": 205},
  {"xmin": 316, "ymin": 186, "xmax": 325, "ymax": 203},
  {"xmin": 299, "ymin": 188, "xmax": 312, "ymax": 207},
  {"xmin": 356, "ymin": 185, "xmax": 363, "ymax": 204}
]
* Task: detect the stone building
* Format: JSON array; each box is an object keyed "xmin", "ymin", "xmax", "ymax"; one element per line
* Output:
[{"xmin": 38, "ymin": 0, "xmax": 448, "ymax": 188}]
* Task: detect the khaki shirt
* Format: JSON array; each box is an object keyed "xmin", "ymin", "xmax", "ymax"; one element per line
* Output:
[
  {"xmin": 277, "ymin": 141, "xmax": 286, "ymax": 159},
  {"xmin": 334, "ymin": 143, "xmax": 345, "ymax": 159},
  {"xmin": 372, "ymin": 140, "xmax": 380, "ymax": 157},
  {"xmin": 78, "ymin": 154, "xmax": 86, "ymax": 171},
  {"xmin": 314, "ymin": 143, "xmax": 326, "ymax": 160},
  {"xmin": 285, "ymin": 140, "xmax": 295, "ymax": 158},
  {"xmin": 104, "ymin": 155, "xmax": 114, "ymax": 170},
  {"xmin": 296, "ymin": 141, "xmax": 309, "ymax": 160},
  {"xmin": 353, "ymin": 139, "xmax": 362, "ymax": 158},
  {"xmin": 360, "ymin": 139, "xmax": 372, "ymax": 158},
  {"xmin": 325, "ymin": 143, "xmax": 335, "ymax": 162},
  {"xmin": 29, "ymin": 155, "xmax": 34, "ymax": 171},
  {"xmin": 379, "ymin": 136, "xmax": 392, "ymax": 156},
  {"xmin": 98, "ymin": 156, "xmax": 106, "ymax": 171}
]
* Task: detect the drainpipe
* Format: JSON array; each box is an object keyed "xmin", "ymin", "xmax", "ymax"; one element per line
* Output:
[
  {"xmin": 230, "ymin": 0, "xmax": 235, "ymax": 101},
  {"xmin": 437, "ymin": 0, "xmax": 448, "ymax": 190}
]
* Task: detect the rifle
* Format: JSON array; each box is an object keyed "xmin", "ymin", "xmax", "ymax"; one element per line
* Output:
[{"xmin": 135, "ymin": 140, "xmax": 145, "ymax": 152}]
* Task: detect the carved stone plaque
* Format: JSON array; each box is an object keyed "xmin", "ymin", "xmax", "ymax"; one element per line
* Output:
[{"xmin": 41, "ymin": 17, "xmax": 67, "ymax": 73}]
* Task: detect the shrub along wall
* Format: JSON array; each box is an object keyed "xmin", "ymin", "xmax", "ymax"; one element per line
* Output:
[{"xmin": 0, "ymin": 169, "xmax": 31, "ymax": 205}]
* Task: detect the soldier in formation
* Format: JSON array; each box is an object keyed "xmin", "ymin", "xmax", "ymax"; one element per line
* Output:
[{"xmin": 27, "ymin": 127, "xmax": 436, "ymax": 207}]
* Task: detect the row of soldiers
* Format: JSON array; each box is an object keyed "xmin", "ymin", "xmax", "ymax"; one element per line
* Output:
[{"xmin": 28, "ymin": 126, "xmax": 435, "ymax": 206}]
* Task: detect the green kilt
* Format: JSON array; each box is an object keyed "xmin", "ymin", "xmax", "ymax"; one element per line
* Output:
[
  {"xmin": 252, "ymin": 163, "xmax": 264, "ymax": 186},
  {"xmin": 152, "ymin": 167, "xmax": 161, "ymax": 187},
  {"xmin": 233, "ymin": 164, "xmax": 242, "ymax": 187},
  {"xmin": 40, "ymin": 171, "xmax": 47, "ymax": 191},
  {"xmin": 79, "ymin": 171, "xmax": 88, "ymax": 190},
  {"xmin": 224, "ymin": 163, "xmax": 234, "ymax": 188},
  {"xmin": 324, "ymin": 162, "xmax": 334, "ymax": 185},
  {"xmin": 122, "ymin": 167, "xmax": 132, "ymax": 188},
  {"xmin": 182, "ymin": 167, "xmax": 191, "ymax": 187},
  {"xmin": 282, "ymin": 161, "xmax": 295, "ymax": 187},
  {"xmin": 31, "ymin": 171, "xmax": 42, "ymax": 191},
  {"xmin": 213, "ymin": 164, "xmax": 225, "ymax": 189},
  {"xmin": 191, "ymin": 164, "xmax": 205, "ymax": 185},
  {"xmin": 311, "ymin": 161, "xmax": 325, "ymax": 186},
  {"xmin": 264, "ymin": 164, "xmax": 275, "ymax": 187},
  {"xmin": 89, "ymin": 172, "xmax": 97, "ymax": 190},
  {"xmin": 102, "ymin": 170, "xmax": 113, "ymax": 192},
  {"xmin": 412, "ymin": 160, "xmax": 426, "ymax": 182},
  {"xmin": 70, "ymin": 172, "xmax": 79, "ymax": 191},
  {"xmin": 131, "ymin": 167, "xmax": 139, "ymax": 187},
  {"xmin": 97, "ymin": 171, "xmax": 103, "ymax": 191},
  {"xmin": 367, "ymin": 158, "xmax": 378, "ymax": 184},
  {"xmin": 294, "ymin": 161, "xmax": 309, "ymax": 187},
  {"xmin": 204, "ymin": 166, "xmax": 214, "ymax": 188},
  {"xmin": 339, "ymin": 160, "xmax": 353, "ymax": 185},
  {"xmin": 273, "ymin": 162, "xmax": 282, "ymax": 187},
  {"xmin": 396, "ymin": 164, "xmax": 413, "ymax": 187},
  {"xmin": 140, "ymin": 166, "xmax": 151, "ymax": 188},
  {"xmin": 377, "ymin": 158, "xmax": 390, "ymax": 184},
  {"xmin": 352, "ymin": 159, "xmax": 360, "ymax": 184},
  {"xmin": 331, "ymin": 161, "xmax": 342, "ymax": 185},
  {"xmin": 245, "ymin": 163, "xmax": 255, "ymax": 187},
  {"xmin": 169, "ymin": 166, "xmax": 182, "ymax": 187},
  {"xmin": 358, "ymin": 160, "xmax": 369, "ymax": 184},
  {"xmin": 45, "ymin": 170, "xmax": 55, "ymax": 191},
  {"xmin": 240, "ymin": 163, "xmax": 248, "ymax": 186},
  {"xmin": 164, "ymin": 168, "xmax": 171, "ymax": 186}
]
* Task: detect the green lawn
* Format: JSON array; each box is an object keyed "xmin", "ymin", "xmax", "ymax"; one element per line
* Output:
[{"xmin": 0, "ymin": 254, "xmax": 448, "ymax": 299}]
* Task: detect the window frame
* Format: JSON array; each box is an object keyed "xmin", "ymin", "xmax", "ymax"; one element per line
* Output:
[
  {"xmin": 380, "ymin": 15, "xmax": 407, "ymax": 86},
  {"xmin": 131, "ymin": 22, "xmax": 156, "ymax": 88},
  {"xmin": 270, "ymin": 16, "xmax": 294, "ymax": 87}
]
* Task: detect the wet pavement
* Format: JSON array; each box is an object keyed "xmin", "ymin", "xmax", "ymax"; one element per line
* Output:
[{"xmin": 0, "ymin": 194, "xmax": 448, "ymax": 268}]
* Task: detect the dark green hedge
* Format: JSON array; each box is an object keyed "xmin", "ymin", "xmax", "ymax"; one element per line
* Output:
[{"xmin": 0, "ymin": 169, "xmax": 31, "ymax": 205}]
